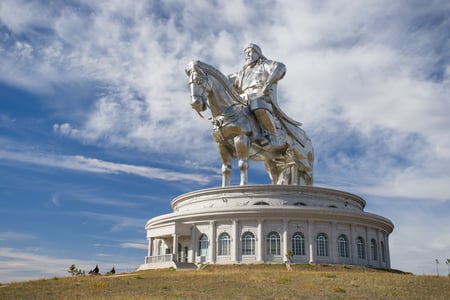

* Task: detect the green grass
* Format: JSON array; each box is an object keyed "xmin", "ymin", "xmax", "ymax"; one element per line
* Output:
[{"xmin": 1, "ymin": 264, "xmax": 449, "ymax": 299}]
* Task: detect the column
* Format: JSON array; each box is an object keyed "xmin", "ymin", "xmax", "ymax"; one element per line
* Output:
[
  {"xmin": 349, "ymin": 224, "xmax": 355, "ymax": 264},
  {"xmin": 190, "ymin": 224, "xmax": 197, "ymax": 263},
  {"xmin": 172, "ymin": 234, "xmax": 178, "ymax": 262},
  {"xmin": 386, "ymin": 233, "xmax": 391, "ymax": 269},
  {"xmin": 257, "ymin": 219, "xmax": 263, "ymax": 262},
  {"xmin": 146, "ymin": 238, "xmax": 153, "ymax": 264},
  {"xmin": 283, "ymin": 219, "xmax": 288, "ymax": 262},
  {"xmin": 307, "ymin": 220, "xmax": 314, "ymax": 263},
  {"xmin": 148, "ymin": 238, "xmax": 153, "ymax": 257},
  {"xmin": 376, "ymin": 229, "xmax": 381, "ymax": 268},
  {"xmin": 331, "ymin": 222, "xmax": 337, "ymax": 263},
  {"xmin": 209, "ymin": 221, "xmax": 216, "ymax": 263},
  {"xmin": 232, "ymin": 219, "xmax": 238, "ymax": 262},
  {"xmin": 365, "ymin": 226, "xmax": 370, "ymax": 266}
]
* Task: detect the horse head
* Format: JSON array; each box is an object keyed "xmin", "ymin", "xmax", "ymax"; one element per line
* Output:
[{"xmin": 186, "ymin": 61, "xmax": 209, "ymax": 113}]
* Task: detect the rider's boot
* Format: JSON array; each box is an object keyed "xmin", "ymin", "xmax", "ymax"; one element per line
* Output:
[{"xmin": 254, "ymin": 109, "xmax": 279, "ymax": 147}]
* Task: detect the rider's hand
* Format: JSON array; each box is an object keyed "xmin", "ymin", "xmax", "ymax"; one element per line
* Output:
[{"xmin": 262, "ymin": 84, "xmax": 270, "ymax": 95}]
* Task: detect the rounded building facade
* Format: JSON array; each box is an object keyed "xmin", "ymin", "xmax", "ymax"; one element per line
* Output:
[{"xmin": 139, "ymin": 185, "xmax": 393, "ymax": 270}]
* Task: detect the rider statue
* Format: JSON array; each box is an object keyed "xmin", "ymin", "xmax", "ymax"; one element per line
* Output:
[{"xmin": 228, "ymin": 43, "xmax": 301, "ymax": 146}]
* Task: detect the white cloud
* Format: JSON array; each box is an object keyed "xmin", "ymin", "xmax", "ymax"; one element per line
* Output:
[
  {"xmin": 360, "ymin": 171, "xmax": 450, "ymax": 201},
  {"xmin": 0, "ymin": 247, "xmax": 141, "ymax": 283},
  {"xmin": 53, "ymin": 123, "xmax": 79, "ymax": 136},
  {"xmin": 0, "ymin": 232, "xmax": 36, "ymax": 241},
  {"xmin": 375, "ymin": 199, "xmax": 450, "ymax": 275},
  {"xmin": 0, "ymin": 247, "xmax": 79, "ymax": 282},
  {"xmin": 50, "ymin": 194, "xmax": 61, "ymax": 207},
  {"xmin": 79, "ymin": 211, "xmax": 147, "ymax": 232},
  {"xmin": 0, "ymin": 114, "xmax": 16, "ymax": 127},
  {"xmin": 0, "ymin": 144, "xmax": 210, "ymax": 184},
  {"xmin": 120, "ymin": 242, "xmax": 147, "ymax": 250}
]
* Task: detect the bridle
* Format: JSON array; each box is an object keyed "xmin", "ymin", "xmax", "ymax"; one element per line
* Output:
[{"xmin": 188, "ymin": 72, "xmax": 212, "ymax": 121}]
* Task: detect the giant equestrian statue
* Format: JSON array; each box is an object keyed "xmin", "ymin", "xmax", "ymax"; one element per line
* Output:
[{"xmin": 186, "ymin": 44, "xmax": 314, "ymax": 187}]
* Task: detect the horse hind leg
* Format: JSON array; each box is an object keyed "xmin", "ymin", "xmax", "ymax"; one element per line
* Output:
[
  {"xmin": 238, "ymin": 158, "xmax": 249, "ymax": 185},
  {"xmin": 234, "ymin": 135, "xmax": 250, "ymax": 185},
  {"xmin": 264, "ymin": 160, "xmax": 280, "ymax": 184}
]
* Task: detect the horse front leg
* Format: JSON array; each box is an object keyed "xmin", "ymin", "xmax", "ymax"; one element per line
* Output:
[
  {"xmin": 217, "ymin": 143, "xmax": 232, "ymax": 187},
  {"xmin": 234, "ymin": 135, "xmax": 250, "ymax": 185}
]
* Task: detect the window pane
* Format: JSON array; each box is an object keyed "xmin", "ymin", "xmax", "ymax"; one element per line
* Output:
[
  {"xmin": 242, "ymin": 232, "xmax": 255, "ymax": 255},
  {"xmin": 218, "ymin": 233, "xmax": 231, "ymax": 256},
  {"xmin": 357, "ymin": 237, "xmax": 365, "ymax": 259},
  {"xmin": 338, "ymin": 235, "xmax": 348, "ymax": 258},
  {"xmin": 316, "ymin": 234, "xmax": 328, "ymax": 257},
  {"xmin": 292, "ymin": 232, "xmax": 305, "ymax": 256},
  {"xmin": 199, "ymin": 234, "xmax": 208, "ymax": 257},
  {"xmin": 266, "ymin": 232, "xmax": 280, "ymax": 256},
  {"xmin": 371, "ymin": 239, "xmax": 377, "ymax": 261}
]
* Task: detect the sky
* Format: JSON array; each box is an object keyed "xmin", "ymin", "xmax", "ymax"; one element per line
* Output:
[{"xmin": 0, "ymin": 0, "xmax": 449, "ymax": 282}]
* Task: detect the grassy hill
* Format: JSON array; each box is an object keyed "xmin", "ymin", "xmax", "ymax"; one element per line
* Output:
[{"xmin": 1, "ymin": 264, "xmax": 449, "ymax": 299}]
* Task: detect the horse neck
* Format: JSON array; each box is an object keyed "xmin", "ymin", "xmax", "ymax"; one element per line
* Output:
[{"xmin": 207, "ymin": 78, "xmax": 239, "ymax": 117}]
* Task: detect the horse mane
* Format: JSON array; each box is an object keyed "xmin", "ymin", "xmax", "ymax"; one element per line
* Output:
[{"xmin": 192, "ymin": 60, "xmax": 245, "ymax": 105}]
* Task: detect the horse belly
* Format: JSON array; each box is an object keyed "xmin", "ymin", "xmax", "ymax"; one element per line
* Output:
[{"xmin": 212, "ymin": 125, "xmax": 250, "ymax": 143}]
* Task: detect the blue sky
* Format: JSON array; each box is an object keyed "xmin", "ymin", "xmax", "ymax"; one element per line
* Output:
[{"xmin": 1, "ymin": 0, "xmax": 449, "ymax": 282}]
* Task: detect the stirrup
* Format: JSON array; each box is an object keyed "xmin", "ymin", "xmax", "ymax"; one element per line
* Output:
[{"xmin": 256, "ymin": 136, "xmax": 271, "ymax": 147}]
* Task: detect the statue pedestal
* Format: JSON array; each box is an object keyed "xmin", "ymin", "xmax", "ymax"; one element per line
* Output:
[{"xmin": 139, "ymin": 185, "xmax": 393, "ymax": 270}]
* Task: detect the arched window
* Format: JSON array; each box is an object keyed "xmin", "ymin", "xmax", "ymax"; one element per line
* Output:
[
  {"xmin": 198, "ymin": 234, "xmax": 208, "ymax": 257},
  {"xmin": 371, "ymin": 239, "xmax": 378, "ymax": 261},
  {"xmin": 294, "ymin": 202, "xmax": 307, "ymax": 206},
  {"xmin": 316, "ymin": 233, "xmax": 329, "ymax": 257},
  {"xmin": 266, "ymin": 231, "xmax": 281, "ymax": 256},
  {"xmin": 218, "ymin": 232, "xmax": 231, "ymax": 256},
  {"xmin": 338, "ymin": 235, "xmax": 349, "ymax": 258},
  {"xmin": 254, "ymin": 201, "xmax": 270, "ymax": 205},
  {"xmin": 242, "ymin": 232, "xmax": 255, "ymax": 255},
  {"xmin": 356, "ymin": 237, "xmax": 365, "ymax": 259},
  {"xmin": 381, "ymin": 241, "xmax": 386, "ymax": 263},
  {"xmin": 292, "ymin": 232, "xmax": 305, "ymax": 256}
]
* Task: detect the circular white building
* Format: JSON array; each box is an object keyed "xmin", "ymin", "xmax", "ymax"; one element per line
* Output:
[{"xmin": 139, "ymin": 185, "xmax": 393, "ymax": 270}]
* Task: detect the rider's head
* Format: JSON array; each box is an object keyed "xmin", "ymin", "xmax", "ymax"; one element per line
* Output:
[{"xmin": 244, "ymin": 43, "xmax": 266, "ymax": 64}]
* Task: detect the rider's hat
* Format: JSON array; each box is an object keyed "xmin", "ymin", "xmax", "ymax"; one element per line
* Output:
[{"xmin": 243, "ymin": 43, "xmax": 266, "ymax": 60}]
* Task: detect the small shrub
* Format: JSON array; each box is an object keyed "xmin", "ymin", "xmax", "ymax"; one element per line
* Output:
[
  {"xmin": 89, "ymin": 281, "xmax": 107, "ymax": 288},
  {"xmin": 334, "ymin": 287, "xmax": 346, "ymax": 293},
  {"xmin": 301, "ymin": 263, "xmax": 314, "ymax": 269},
  {"xmin": 285, "ymin": 250, "xmax": 294, "ymax": 262},
  {"xmin": 276, "ymin": 276, "xmax": 291, "ymax": 283}
]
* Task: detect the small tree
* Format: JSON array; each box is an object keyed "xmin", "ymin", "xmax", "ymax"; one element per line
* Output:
[
  {"xmin": 68, "ymin": 264, "xmax": 85, "ymax": 276},
  {"xmin": 435, "ymin": 259, "xmax": 439, "ymax": 276},
  {"xmin": 446, "ymin": 258, "xmax": 450, "ymax": 276},
  {"xmin": 285, "ymin": 250, "xmax": 294, "ymax": 263}
]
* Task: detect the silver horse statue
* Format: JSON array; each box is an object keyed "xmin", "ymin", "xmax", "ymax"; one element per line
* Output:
[{"xmin": 186, "ymin": 60, "xmax": 314, "ymax": 187}]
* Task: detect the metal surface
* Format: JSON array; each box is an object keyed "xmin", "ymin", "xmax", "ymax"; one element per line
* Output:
[{"xmin": 186, "ymin": 45, "xmax": 314, "ymax": 187}]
